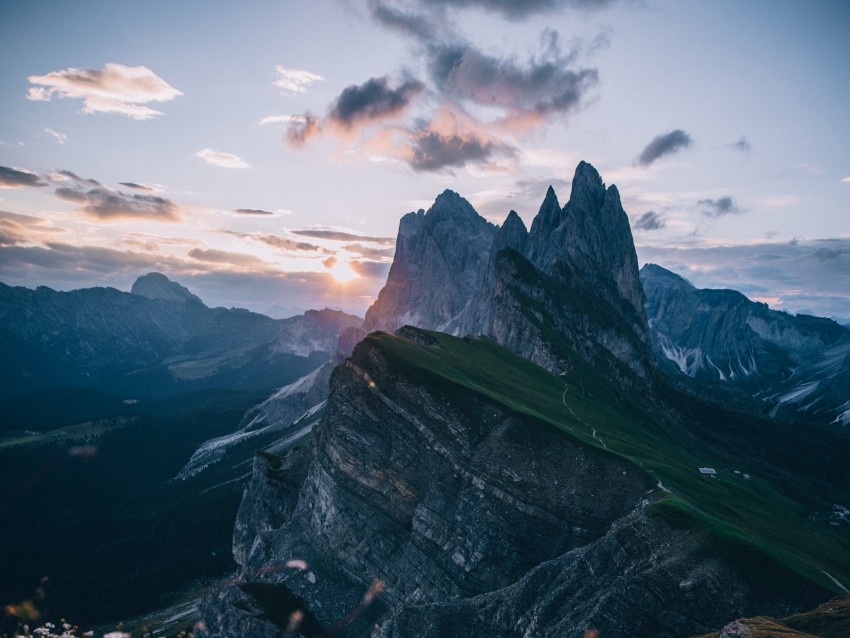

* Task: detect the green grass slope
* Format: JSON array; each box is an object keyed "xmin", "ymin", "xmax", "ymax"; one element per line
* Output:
[{"xmin": 366, "ymin": 328, "xmax": 850, "ymax": 598}]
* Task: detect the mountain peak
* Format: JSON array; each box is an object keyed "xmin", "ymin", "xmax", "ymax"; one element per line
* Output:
[
  {"xmin": 131, "ymin": 272, "xmax": 203, "ymax": 305},
  {"xmin": 640, "ymin": 263, "xmax": 693, "ymax": 289}
]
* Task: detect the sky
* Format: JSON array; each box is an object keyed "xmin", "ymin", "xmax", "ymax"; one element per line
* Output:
[{"xmin": 1, "ymin": 0, "xmax": 848, "ymax": 320}]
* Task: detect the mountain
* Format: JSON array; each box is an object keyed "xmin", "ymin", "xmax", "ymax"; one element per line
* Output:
[
  {"xmin": 131, "ymin": 271, "xmax": 203, "ymax": 304},
  {"xmin": 367, "ymin": 162, "xmax": 653, "ymax": 383},
  {"xmin": 199, "ymin": 164, "xmax": 850, "ymax": 638},
  {"xmin": 175, "ymin": 326, "xmax": 366, "ymax": 482},
  {"xmin": 364, "ymin": 189, "xmax": 498, "ymax": 333},
  {"xmin": 0, "ymin": 274, "xmax": 361, "ymax": 407},
  {"xmin": 642, "ymin": 263, "xmax": 850, "ymax": 424},
  {"xmin": 200, "ymin": 327, "xmax": 850, "ymax": 638}
]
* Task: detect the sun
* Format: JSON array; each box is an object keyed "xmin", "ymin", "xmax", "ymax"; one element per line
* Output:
[{"xmin": 327, "ymin": 258, "xmax": 360, "ymax": 284}]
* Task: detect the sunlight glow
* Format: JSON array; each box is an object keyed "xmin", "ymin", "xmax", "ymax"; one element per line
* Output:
[{"xmin": 328, "ymin": 258, "xmax": 360, "ymax": 283}]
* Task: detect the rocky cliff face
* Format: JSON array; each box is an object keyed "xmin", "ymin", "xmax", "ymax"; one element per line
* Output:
[
  {"xmin": 642, "ymin": 263, "xmax": 850, "ymax": 424},
  {"xmin": 365, "ymin": 162, "xmax": 653, "ymax": 381},
  {"xmin": 199, "ymin": 329, "xmax": 822, "ymax": 638},
  {"xmin": 363, "ymin": 190, "xmax": 497, "ymax": 333},
  {"xmin": 131, "ymin": 271, "xmax": 203, "ymax": 304}
]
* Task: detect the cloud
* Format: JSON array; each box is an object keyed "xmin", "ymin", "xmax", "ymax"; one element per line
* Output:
[
  {"xmin": 196, "ymin": 149, "xmax": 250, "ymax": 169},
  {"xmin": 44, "ymin": 128, "xmax": 68, "ymax": 144},
  {"xmin": 351, "ymin": 260, "xmax": 391, "ymax": 279},
  {"xmin": 0, "ymin": 165, "xmax": 47, "ymax": 189},
  {"xmin": 408, "ymin": 129, "xmax": 500, "ymax": 171},
  {"xmin": 234, "ymin": 208, "xmax": 275, "ymax": 216},
  {"xmin": 427, "ymin": 33, "xmax": 597, "ymax": 121},
  {"xmin": 274, "ymin": 65, "xmax": 324, "ymax": 95},
  {"xmin": 633, "ymin": 211, "xmax": 665, "ymax": 231},
  {"xmin": 402, "ymin": 104, "xmax": 516, "ymax": 172},
  {"xmin": 118, "ymin": 181, "xmax": 159, "ymax": 192},
  {"xmin": 637, "ymin": 129, "xmax": 693, "ymax": 166},
  {"xmin": 425, "ymin": 0, "xmax": 616, "ymax": 18},
  {"xmin": 27, "ymin": 63, "xmax": 182, "ymax": 120},
  {"xmin": 842, "ymin": 177, "xmax": 850, "ymax": 184},
  {"xmin": 342, "ymin": 243, "xmax": 396, "ymax": 259},
  {"xmin": 255, "ymin": 235, "xmax": 325, "ymax": 252},
  {"xmin": 187, "ymin": 247, "xmax": 265, "ymax": 268},
  {"xmin": 54, "ymin": 176, "xmax": 179, "ymax": 221},
  {"xmin": 291, "ymin": 229, "xmax": 395, "ymax": 244},
  {"xmin": 285, "ymin": 112, "xmax": 321, "ymax": 147},
  {"xmin": 0, "ymin": 211, "xmax": 41, "ymax": 245},
  {"xmin": 329, "ymin": 76, "xmax": 424, "ymax": 128},
  {"xmin": 732, "ymin": 136, "xmax": 752, "ymax": 154},
  {"xmin": 258, "ymin": 114, "xmax": 308, "ymax": 126},
  {"xmin": 370, "ymin": 2, "xmax": 438, "ymax": 39},
  {"xmin": 698, "ymin": 196, "xmax": 742, "ymax": 217}
]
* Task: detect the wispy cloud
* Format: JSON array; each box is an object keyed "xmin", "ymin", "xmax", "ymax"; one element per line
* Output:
[
  {"xmin": 0, "ymin": 165, "xmax": 47, "ymax": 189},
  {"xmin": 842, "ymin": 176, "xmax": 850, "ymax": 184},
  {"xmin": 406, "ymin": 105, "xmax": 516, "ymax": 172},
  {"xmin": 27, "ymin": 63, "xmax": 182, "ymax": 120},
  {"xmin": 637, "ymin": 129, "xmax": 693, "ymax": 166},
  {"xmin": 53, "ymin": 172, "xmax": 179, "ymax": 221},
  {"xmin": 633, "ymin": 210, "xmax": 665, "ymax": 231},
  {"xmin": 44, "ymin": 128, "xmax": 68, "ymax": 144},
  {"xmin": 426, "ymin": 32, "xmax": 597, "ymax": 123},
  {"xmin": 118, "ymin": 181, "xmax": 160, "ymax": 192},
  {"xmin": 698, "ymin": 196, "xmax": 742, "ymax": 217},
  {"xmin": 423, "ymin": 0, "xmax": 617, "ymax": 18},
  {"xmin": 274, "ymin": 65, "xmax": 324, "ymax": 95},
  {"xmin": 234, "ymin": 208, "xmax": 275, "ymax": 216},
  {"xmin": 291, "ymin": 229, "xmax": 395, "ymax": 244},
  {"xmin": 188, "ymin": 247, "xmax": 265, "ymax": 267},
  {"xmin": 196, "ymin": 149, "xmax": 250, "ymax": 169},
  {"xmin": 258, "ymin": 114, "xmax": 307, "ymax": 126},
  {"xmin": 254, "ymin": 235, "xmax": 326, "ymax": 252},
  {"xmin": 285, "ymin": 113, "xmax": 321, "ymax": 147},
  {"xmin": 0, "ymin": 210, "xmax": 64, "ymax": 246},
  {"xmin": 342, "ymin": 243, "xmax": 396, "ymax": 259},
  {"xmin": 732, "ymin": 136, "xmax": 752, "ymax": 154}
]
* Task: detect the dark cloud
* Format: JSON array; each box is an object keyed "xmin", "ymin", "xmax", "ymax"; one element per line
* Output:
[
  {"xmin": 0, "ymin": 165, "xmax": 47, "ymax": 189},
  {"xmin": 633, "ymin": 211, "xmax": 665, "ymax": 231},
  {"xmin": 370, "ymin": 2, "xmax": 437, "ymax": 39},
  {"xmin": 351, "ymin": 260, "xmax": 391, "ymax": 279},
  {"xmin": 291, "ymin": 229, "xmax": 395, "ymax": 245},
  {"xmin": 427, "ymin": 36, "xmax": 597, "ymax": 119},
  {"xmin": 329, "ymin": 76, "xmax": 424, "ymax": 128},
  {"xmin": 408, "ymin": 129, "xmax": 507, "ymax": 172},
  {"xmin": 54, "ymin": 169, "xmax": 101, "ymax": 186},
  {"xmin": 285, "ymin": 112, "xmax": 321, "ymax": 147},
  {"xmin": 187, "ymin": 247, "xmax": 265, "ymax": 267},
  {"xmin": 342, "ymin": 243, "xmax": 396, "ymax": 259},
  {"xmin": 234, "ymin": 208, "xmax": 275, "ymax": 216},
  {"xmin": 119, "ymin": 182, "xmax": 156, "ymax": 192},
  {"xmin": 55, "ymin": 184, "xmax": 179, "ymax": 221},
  {"xmin": 732, "ymin": 136, "xmax": 752, "ymax": 154},
  {"xmin": 426, "ymin": 0, "xmax": 615, "ymax": 18},
  {"xmin": 698, "ymin": 196, "xmax": 742, "ymax": 217},
  {"xmin": 637, "ymin": 129, "xmax": 693, "ymax": 166}
]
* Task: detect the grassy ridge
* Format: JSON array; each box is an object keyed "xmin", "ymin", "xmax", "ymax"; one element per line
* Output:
[{"xmin": 367, "ymin": 328, "xmax": 850, "ymax": 596}]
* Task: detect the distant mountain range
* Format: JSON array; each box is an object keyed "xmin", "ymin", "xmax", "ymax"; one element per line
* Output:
[
  {"xmin": 0, "ymin": 272, "xmax": 360, "ymax": 418},
  {"xmin": 642, "ymin": 263, "xmax": 850, "ymax": 425}
]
